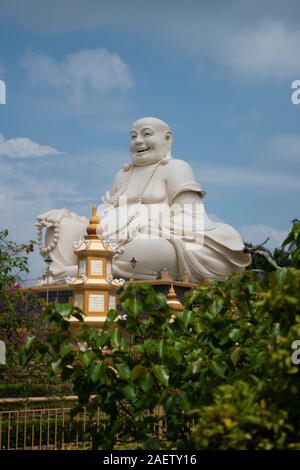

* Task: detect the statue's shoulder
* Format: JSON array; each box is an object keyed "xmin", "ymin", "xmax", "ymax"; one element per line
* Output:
[
  {"xmin": 122, "ymin": 162, "xmax": 133, "ymax": 172},
  {"xmin": 168, "ymin": 158, "xmax": 192, "ymax": 166},
  {"xmin": 165, "ymin": 158, "xmax": 193, "ymax": 172},
  {"xmin": 113, "ymin": 165, "xmax": 130, "ymax": 183}
]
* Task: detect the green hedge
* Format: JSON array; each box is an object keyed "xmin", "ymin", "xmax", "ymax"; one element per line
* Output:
[{"xmin": 0, "ymin": 382, "xmax": 70, "ymax": 398}]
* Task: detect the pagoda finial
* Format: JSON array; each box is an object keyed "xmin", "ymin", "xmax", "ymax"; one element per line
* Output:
[
  {"xmin": 85, "ymin": 205, "xmax": 102, "ymax": 240},
  {"xmin": 167, "ymin": 284, "xmax": 184, "ymax": 312}
]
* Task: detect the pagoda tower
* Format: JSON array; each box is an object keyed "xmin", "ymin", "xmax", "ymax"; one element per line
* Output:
[
  {"xmin": 166, "ymin": 284, "xmax": 184, "ymax": 312},
  {"xmin": 68, "ymin": 206, "xmax": 119, "ymax": 323}
]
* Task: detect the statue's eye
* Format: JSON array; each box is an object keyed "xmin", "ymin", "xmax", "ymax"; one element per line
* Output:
[
  {"xmin": 144, "ymin": 132, "xmax": 151, "ymax": 136},
  {"xmin": 131, "ymin": 134, "xmax": 137, "ymax": 140}
]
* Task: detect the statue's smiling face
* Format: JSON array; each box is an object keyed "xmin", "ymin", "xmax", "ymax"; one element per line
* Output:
[{"xmin": 130, "ymin": 118, "xmax": 172, "ymax": 166}]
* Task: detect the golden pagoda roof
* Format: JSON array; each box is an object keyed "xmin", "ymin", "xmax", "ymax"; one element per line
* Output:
[
  {"xmin": 73, "ymin": 206, "xmax": 114, "ymax": 255},
  {"xmin": 166, "ymin": 284, "xmax": 184, "ymax": 312}
]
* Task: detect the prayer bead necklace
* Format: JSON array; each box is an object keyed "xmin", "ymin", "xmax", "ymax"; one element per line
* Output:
[
  {"xmin": 112, "ymin": 159, "xmax": 162, "ymax": 208},
  {"xmin": 102, "ymin": 160, "xmax": 162, "ymax": 246}
]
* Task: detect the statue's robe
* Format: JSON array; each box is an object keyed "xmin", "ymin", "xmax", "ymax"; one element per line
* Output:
[{"xmin": 102, "ymin": 158, "xmax": 251, "ymax": 281}]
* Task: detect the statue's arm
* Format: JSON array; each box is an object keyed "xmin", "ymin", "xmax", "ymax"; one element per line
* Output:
[
  {"xmin": 172, "ymin": 190, "xmax": 202, "ymax": 205},
  {"xmin": 104, "ymin": 169, "xmax": 124, "ymax": 203},
  {"xmin": 166, "ymin": 159, "xmax": 205, "ymax": 203}
]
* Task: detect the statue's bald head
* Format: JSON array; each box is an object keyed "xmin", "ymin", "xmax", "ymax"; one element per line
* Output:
[
  {"xmin": 130, "ymin": 117, "xmax": 173, "ymax": 166},
  {"xmin": 131, "ymin": 117, "xmax": 172, "ymax": 133}
]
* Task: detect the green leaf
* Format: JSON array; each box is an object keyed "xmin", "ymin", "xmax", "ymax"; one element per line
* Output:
[
  {"xmin": 24, "ymin": 335, "xmax": 37, "ymax": 351},
  {"xmin": 60, "ymin": 343, "xmax": 73, "ymax": 357},
  {"xmin": 210, "ymin": 360, "xmax": 226, "ymax": 377},
  {"xmin": 139, "ymin": 283, "xmax": 152, "ymax": 291},
  {"xmin": 230, "ymin": 347, "xmax": 241, "ymax": 365},
  {"xmin": 81, "ymin": 350, "xmax": 95, "ymax": 366},
  {"xmin": 181, "ymin": 310, "xmax": 193, "ymax": 329},
  {"xmin": 163, "ymin": 396, "xmax": 177, "ymax": 414},
  {"xmin": 120, "ymin": 337, "xmax": 130, "ymax": 350},
  {"xmin": 155, "ymin": 340, "xmax": 164, "ymax": 358},
  {"xmin": 156, "ymin": 293, "xmax": 167, "ymax": 308},
  {"xmin": 116, "ymin": 363, "xmax": 131, "ymax": 380},
  {"xmin": 122, "ymin": 385, "xmax": 136, "ymax": 402},
  {"xmin": 51, "ymin": 359, "xmax": 62, "ymax": 374},
  {"xmin": 270, "ymin": 322, "xmax": 280, "ymax": 338},
  {"xmin": 139, "ymin": 372, "xmax": 154, "ymax": 392},
  {"xmin": 88, "ymin": 363, "xmax": 104, "ymax": 384},
  {"xmin": 179, "ymin": 393, "xmax": 190, "ymax": 412},
  {"xmin": 229, "ymin": 328, "xmax": 240, "ymax": 342},
  {"xmin": 153, "ymin": 365, "xmax": 169, "ymax": 387},
  {"xmin": 111, "ymin": 417, "xmax": 125, "ymax": 434},
  {"xmin": 55, "ymin": 303, "xmax": 73, "ymax": 318},
  {"xmin": 96, "ymin": 333, "xmax": 110, "ymax": 348},
  {"xmin": 189, "ymin": 290, "xmax": 200, "ymax": 305},
  {"xmin": 106, "ymin": 309, "xmax": 118, "ymax": 323},
  {"xmin": 131, "ymin": 365, "xmax": 145, "ymax": 381},
  {"xmin": 219, "ymin": 335, "xmax": 230, "ymax": 346},
  {"xmin": 209, "ymin": 298, "xmax": 224, "ymax": 316},
  {"xmin": 134, "ymin": 344, "xmax": 144, "ymax": 354},
  {"xmin": 110, "ymin": 329, "xmax": 122, "ymax": 348},
  {"xmin": 122, "ymin": 298, "xmax": 143, "ymax": 315}
]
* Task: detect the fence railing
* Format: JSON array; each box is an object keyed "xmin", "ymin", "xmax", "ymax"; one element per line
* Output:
[{"xmin": 0, "ymin": 396, "xmax": 165, "ymax": 450}]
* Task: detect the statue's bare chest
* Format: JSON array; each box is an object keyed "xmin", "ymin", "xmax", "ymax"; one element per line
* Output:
[{"xmin": 118, "ymin": 166, "xmax": 167, "ymax": 203}]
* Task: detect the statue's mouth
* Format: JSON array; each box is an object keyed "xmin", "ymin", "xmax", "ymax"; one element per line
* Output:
[{"xmin": 136, "ymin": 147, "xmax": 150, "ymax": 155}]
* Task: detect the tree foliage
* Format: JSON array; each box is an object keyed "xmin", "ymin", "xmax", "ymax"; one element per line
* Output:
[
  {"xmin": 18, "ymin": 219, "xmax": 300, "ymax": 449},
  {"xmin": 0, "ymin": 230, "xmax": 43, "ymax": 378},
  {"xmin": 282, "ymin": 219, "xmax": 300, "ymax": 268},
  {"xmin": 0, "ymin": 229, "xmax": 34, "ymax": 289}
]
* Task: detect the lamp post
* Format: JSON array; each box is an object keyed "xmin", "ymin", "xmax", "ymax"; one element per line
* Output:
[
  {"xmin": 44, "ymin": 255, "xmax": 53, "ymax": 304},
  {"xmin": 130, "ymin": 257, "xmax": 137, "ymax": 283}
]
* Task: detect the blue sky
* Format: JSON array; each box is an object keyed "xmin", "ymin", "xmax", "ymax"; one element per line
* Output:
[{"xmin": 0, "ymin": 0, "xmax": 300, "ymax": 280}]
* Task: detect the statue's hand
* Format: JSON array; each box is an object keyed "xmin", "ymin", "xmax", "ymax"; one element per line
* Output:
[
  {"xmin": 36, "ymin": 208, "xmax": 88, "ymax": 259},
  {"xmin": 36, "ymin": 210, "xmax": 65, "ymax": 257}
]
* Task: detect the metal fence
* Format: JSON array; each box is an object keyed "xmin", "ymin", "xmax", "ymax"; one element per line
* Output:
[{"xmin": 0, "ymin": 396, "xmax": 165, "ymax": 450}]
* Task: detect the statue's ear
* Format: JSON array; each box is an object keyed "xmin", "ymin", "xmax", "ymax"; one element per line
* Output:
[{"xmin": 165, "ymin": 130, "xmax": 173, "ymax": 147}]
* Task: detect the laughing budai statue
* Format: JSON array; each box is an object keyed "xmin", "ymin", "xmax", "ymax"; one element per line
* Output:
[{"xmin": 36, "ymin": 117, "xmax": 251, "ymax": 284}]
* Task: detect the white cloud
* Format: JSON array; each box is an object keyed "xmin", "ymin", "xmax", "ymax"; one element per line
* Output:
[
  {"xmin": 0, "ymin": 134, "xmax": 62, "ymax": 158},
  {"xmin": 168, "ymin": 17, "xmax": 300, "ymax": 81},
  {"xmin": 4, "ymin": 2, "xmax": 300, "ymax": 80},
  {"xmin": 267, "ymin": 134, "xmax": 300, "ymax": 161},
  {"xmin": 23, "ymin": 48, "xmax": 134, "ymax": 102},
  {"xmin": 196, "ymin": 165, "xmax": 300, "ymax": 191},
  {"xmin": 239, "ymin": 224, "xmax": 288, "ymax": 249},
  {"xmin": 217, "ymin": 21, "xmax": 300, "ymax": 80},
  {"xmin": 0, "ymin": 159, "xmax": 81, "ymax": 279}
]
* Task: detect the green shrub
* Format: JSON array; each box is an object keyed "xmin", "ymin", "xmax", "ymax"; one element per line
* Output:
[
  {"xmin": 20, "ymin": 221, "xmax": 300, "ymax": 450},
  {"xmin": 0, "ymin": 382, "xmax": 69, "ymax": 399},
  {"xmin": 193, "ymin": 381, "xmax": 294, "ymax": 450}
]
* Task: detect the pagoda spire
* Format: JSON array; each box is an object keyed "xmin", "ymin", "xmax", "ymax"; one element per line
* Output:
[
  {"xmin": 166, "ymin": 284, "xmax": 184, "ymax": 312},
  {"xmin": 85, "ymin": 205, "xmax": 103, "ymax": 240}
]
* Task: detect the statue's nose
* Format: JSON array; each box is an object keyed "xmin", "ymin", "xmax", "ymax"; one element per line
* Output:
[{"xmin": 135, "ymin": 136, "xmax": 144, "ymax": 145}]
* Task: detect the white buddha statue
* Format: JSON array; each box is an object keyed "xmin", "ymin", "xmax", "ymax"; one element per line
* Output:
[{"xmin": 36, "ymin": 117, "xmax": 251, "ymax": 284}]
